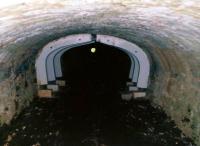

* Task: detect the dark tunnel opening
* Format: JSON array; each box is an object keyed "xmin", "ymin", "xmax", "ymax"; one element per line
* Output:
[
  {"xmin": 61, "ymin": 42, "xmax": 131, "ymax": 93},
  {"xmin": 61, "ymin": 43, "xmax": 131, "ymax": 92},
  {"xmin": 59, "ymin": 42, "xmax": 131, "ymax": 118}
]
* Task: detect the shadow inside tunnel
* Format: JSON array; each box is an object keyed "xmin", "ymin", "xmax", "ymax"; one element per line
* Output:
[{"xmin": 0, "ymin": 43, "xmax": 196, "ymax": 146}]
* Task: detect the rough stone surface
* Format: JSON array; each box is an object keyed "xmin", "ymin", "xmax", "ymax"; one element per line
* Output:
[
  {"xmin": 56, "ymin": 80, "xmax": 65, "ymax": 86},
  {"xmin": 47, "ymin": 85, "xmax": 59, "ymax": 92},
  {"xmin": 0, "ymin": 0, "xmax": 200, "ymax": 145},
  {"xmin": 38, "ymin": 90, "xmax": 52, "ymax": 98},
  {"xmin": 133, "ymin": 92, "xmax": 146, "ymax": 98}
]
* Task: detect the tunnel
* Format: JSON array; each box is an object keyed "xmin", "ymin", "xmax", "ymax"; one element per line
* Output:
[
  {"xmin": 58, "ymin": 42, "xmax": 132, "ymax": 117},
  {"xmin": 0, "ymin": 0, "xmax": 200, "ymax": 146},
  {"xmin": 60, "ymin": 42, "xmax": 131, "ymax": 93}
]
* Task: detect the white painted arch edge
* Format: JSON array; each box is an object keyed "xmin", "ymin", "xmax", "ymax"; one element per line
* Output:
[
  {"xmin": 36, "ymin": 34, "xmax": 150, "ymax": 88},
  {"xmin": 96, "ymin": 35, "xmax": 150, "ymax": 88},
  {"xmin": 35, "ymin": 34, "xmax": 92, "ymax": 85},
  {"xmin": 47, "ymin": 41, "xmax": 94, "ymax": 82},
  {"xmin": 44, "ymin": 34, "xmax": 139, "ymax": 84},
  {"xmin": 52, "ymin": 44, "xmax": 139, "ymax": 82},
  {"xmin": 51, "ymin": 35, "xmax": 144, "ymax": 86}
]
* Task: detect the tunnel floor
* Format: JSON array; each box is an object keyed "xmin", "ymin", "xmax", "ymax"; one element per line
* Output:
[{"xmin": 0, "ymin": 88, "xmax": 196, "ymax": 146}]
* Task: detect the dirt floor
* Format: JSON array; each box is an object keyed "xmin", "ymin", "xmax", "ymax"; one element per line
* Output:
[{"xmin": 0, "ymin": 86, "xmax": 196, "ymax": 146}]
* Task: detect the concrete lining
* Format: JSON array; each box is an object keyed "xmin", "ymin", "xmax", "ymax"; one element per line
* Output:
[{"xmin": 36, "ymin": 34, "xmax": 150, "ymax": 88}]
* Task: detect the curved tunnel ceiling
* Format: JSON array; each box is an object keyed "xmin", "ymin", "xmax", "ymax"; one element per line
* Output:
[{"xmin": 0, "ymin": 0, "xmax": 200, "ymax": 145}]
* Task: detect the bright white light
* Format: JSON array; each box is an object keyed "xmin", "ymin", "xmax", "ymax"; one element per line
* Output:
[{"xmin": 91, "ymin": 48, "xmax": 96, "ymax": 53}]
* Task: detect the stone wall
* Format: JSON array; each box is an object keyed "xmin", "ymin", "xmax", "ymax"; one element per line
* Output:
[
  {"xmin": 0, "ymin": 0, "xmax": 200, "ymax": 145},
  {"xmin": 0, "ymin": 55, "xmax": 36, "ymax": 124}
]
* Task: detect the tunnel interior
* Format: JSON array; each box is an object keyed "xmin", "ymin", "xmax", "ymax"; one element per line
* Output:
[
  {"xmin": 59, "ymin": 42, "xmax": 131, "ymax": 116},
  {"xmin": 0, "ymin": 1, "xmax": 200, "ymax": 146},
  {"xmin": 61, "ymin": 42, "xmax": 131, "ymax": 94},
  {"xmin": 0, "ymin": 41, "xmax": 194, "ymax": 146}
]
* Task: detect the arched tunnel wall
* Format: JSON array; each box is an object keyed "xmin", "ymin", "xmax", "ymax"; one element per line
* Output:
[{"xmin": 0, "ymin": 0, "xmax": 200, "ymax": 144}]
